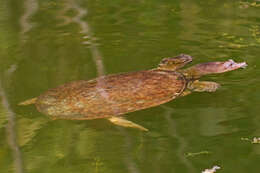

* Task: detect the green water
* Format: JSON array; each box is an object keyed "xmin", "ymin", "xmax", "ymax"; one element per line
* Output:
[{"xmin": 0, "ymin": 0, "xmax": 260, "ymax": 172}]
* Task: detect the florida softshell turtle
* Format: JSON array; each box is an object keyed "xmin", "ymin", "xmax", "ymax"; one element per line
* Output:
[{"xmin": 19, "ymin": 54, "xmax": 247, "ymax": 131}]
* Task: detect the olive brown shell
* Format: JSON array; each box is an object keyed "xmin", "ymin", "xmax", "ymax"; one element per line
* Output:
[{"xmin": 35, "ymin": 69, "xmax": 186, "ymax": 120}]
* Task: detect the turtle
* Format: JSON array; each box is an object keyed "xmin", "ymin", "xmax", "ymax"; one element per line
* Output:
[{"xmin": 19, "ymin": 54, "xmax": 247, "ymax": 131}]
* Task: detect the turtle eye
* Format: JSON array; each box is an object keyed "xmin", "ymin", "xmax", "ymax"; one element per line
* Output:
[{"xmin": 161, "ymin": 59, "xmax": 168, "ymax": 64}]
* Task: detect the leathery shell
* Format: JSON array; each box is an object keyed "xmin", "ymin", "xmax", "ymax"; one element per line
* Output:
[{"xmin": 35, "ymin": 69, "xmax": 186, "ymax": 120}]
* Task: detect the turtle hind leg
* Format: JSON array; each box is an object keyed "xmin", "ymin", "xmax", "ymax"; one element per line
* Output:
[
  {"xmin": 18, "ymin": 97, "xmax": 37, "ymax": 106},
  {"xmin": 188, "ymin": 80, "xmax": 220, "ymax": 92},
  {"xmin": 108, "ymin": 117, "xmax": 148, "ymax": 131}
]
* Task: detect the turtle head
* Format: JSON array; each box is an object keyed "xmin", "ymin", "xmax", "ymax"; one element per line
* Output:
[
  {"xmin": 158, "ymin": 54, "xmax": 192, "ymax": 71},
  {"xmin": 182, "ymin": 59, "xmax": 247, "ymax": 79}
]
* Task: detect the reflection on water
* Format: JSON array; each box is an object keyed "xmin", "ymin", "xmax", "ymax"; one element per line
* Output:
[
  {"xmin": 0, "ymin": 76, "xmax": 23, "ymax": 173},
  {"xmin": 20, "ymin": 0, "xmax": 38, "ymax": 41},
  {"xmin": 57, "ymin": 0, "xmax": 105, "ymax": 76},
  {"xmin": 162, "ymin": 105, "xmax": 195, "ymax": 173},
  {"xmin": 0, "ymin": 0, "xmax": 260, "ymax": 173}
]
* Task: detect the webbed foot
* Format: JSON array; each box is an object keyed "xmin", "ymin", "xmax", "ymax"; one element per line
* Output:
[
  {"xmin": 108, "ymin": 117, "xmax": 148, "ymax": 131},
  {"xmin": 188, "ymin": 80, "xmax": 220, "ymax": 92}
]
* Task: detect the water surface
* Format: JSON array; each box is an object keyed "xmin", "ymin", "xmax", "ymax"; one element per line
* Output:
[{"xmin": 0, "ymin": 0, "xmax": 260, "ymax": 173}]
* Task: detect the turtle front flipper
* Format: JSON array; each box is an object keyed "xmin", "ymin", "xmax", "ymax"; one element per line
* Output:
[
  {"xmin": 188, "ymin": 80, "xmax": 220, "ymax": 92},
  {"xmin": 108, "ymin": 117, "xmax": 148, "ymax": 131},
  {"xmin": 18, "ymin": 97, "xmax": 37, "ymax": 106}
]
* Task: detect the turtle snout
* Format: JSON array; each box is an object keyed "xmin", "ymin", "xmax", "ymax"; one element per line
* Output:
[{"xmin": 223, "ymin": 59, "xmax": 247, "ymax": 70}]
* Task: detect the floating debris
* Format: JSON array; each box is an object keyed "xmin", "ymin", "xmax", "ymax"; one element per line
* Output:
[
  {"xmin": 252, "ymin": 137, "xmax": 260, "ymax": 144},
  {"xmin": 241, "ymin": 137, "xmax": 260, "ymax": 144},
  {"xmin": 239, "ymin": 1, "xmax": 260, "ymax": 9},
  {"xmin": 185, "ymin": 151, "xmax": 211, "ymax": 157},
  {"xmin": 202, "ymin": 166, "xmax": 221, "ymax": 173},
  {"xmin": 218, "ymin": 26, "xmax": 260, "ymax": 49}
]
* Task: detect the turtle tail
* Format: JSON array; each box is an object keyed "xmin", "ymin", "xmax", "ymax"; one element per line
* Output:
[{"xmin": 18, "ymin": 97, "xmax": 37, "ymax": 106}]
